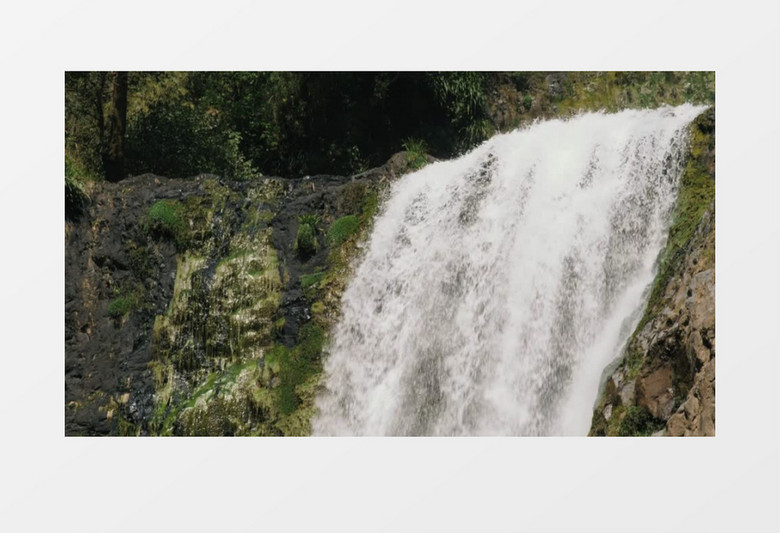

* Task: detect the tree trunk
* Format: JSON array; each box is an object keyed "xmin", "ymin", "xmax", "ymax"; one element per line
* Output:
[{"xmin": 103, "ymin": 71, "xmax": 128, "ymax": 182}]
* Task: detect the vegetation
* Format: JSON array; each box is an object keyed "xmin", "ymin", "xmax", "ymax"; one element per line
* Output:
[
  {"xmin": 66, "ymin": 71, "xmax": 716, "ymax": 437},
  {"xmin": 295, "ymin": 220, "xmax": 318, "ymax": 258},
  {"xmin": 146, "ymin": 200, "xmax": 188, "ymax": 248},
  {"xmin": 590, "ymin": 106, "xmax": 715, "ymax": 436},
  {"xmin": 402, "ymin": 137, "xmax": 430, "ymax": 170},
  {"xmin": 327, "ymin": 215, "xmax": 360, "ymax": 247},
  {"xmin": 640, "ymin": 108, "xmax": 715, "ymax": 331},
  {"xmin": 617, "ymin": 406, "xmax": 666, "ymax": 436},
  {"xmin": 65, "ymin": 72, "xmax": 504, "ymax": 182},
  {"xmin": 548, "ymin": 72, "xmax": 714, "ymax": 116},
  {"xmin": 66, "ymin": 72, "xmax": 713, "ymax": 187},
  {"xmin": 264, "ymin": 323, "xmax": 325, "ymax": 417},
  {"xmin": 108, "ymin": 295, "xmax": 135, "ymax": 319},
  {"xmin": 65, "ymin": 154, "xmax": 91, "ymax": 219}
]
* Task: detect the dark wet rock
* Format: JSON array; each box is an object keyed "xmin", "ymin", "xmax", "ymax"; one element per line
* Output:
[{"xmin": 65, "ymin": 157, "xmax": 398, "ymax": 435}]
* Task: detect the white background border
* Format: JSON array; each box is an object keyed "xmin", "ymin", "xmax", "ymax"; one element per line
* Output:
[{"xmin": 1, "ymin": 1, "xmax": 778, "ymax": 531}]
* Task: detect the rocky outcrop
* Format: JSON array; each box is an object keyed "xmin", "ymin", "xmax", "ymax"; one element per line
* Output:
[
  {"xmin": 65, "ymin": 153, "xmax": 425, "ymax": 436},
  {"xmin": 589, "ymin": 109, "xmax": 715, "ymax": 436}
]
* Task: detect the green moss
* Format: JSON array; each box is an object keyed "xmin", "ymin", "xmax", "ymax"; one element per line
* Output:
[
  {"xmin": 264, "ymin": 322, "xmax": 326, "ymax": 420},
  {"xmin": 218, "ymin": 247, "xmax": 250, "ymax": 267},
  {"xmin": 640, "ymin": 110, "xmax": 715, "ymax": 331},
  {"xmin": 300, "ymin": 271, "xmax": 326, "ymax": 293},
  {"xmin": 147, "ymin": 200, "xmax": 189, "ymax": 248},
  {"xmin": 271, "ymin": 345, "xmax": 302, "ymax": 415},
  {"xmin": 264, "ymin": 344, "xmax": 287, "ymax": 374},
  {"xmin": 359, "ymin": 190, "xmax": 378, "ymax": 223},
  {"xmin": 297, "ymin": 323, "xmax": 324, "ymax": 361},
  {"xmin": 155, "ymin": 359, "xmax": 264, "ymax": 436},
  {"xmin": 327, "ymin": 215, "xmax": 360, "ymax": 247},
  {"xmin": 108, "ymin": 295, "xmax": 135, "ymax": 318}
]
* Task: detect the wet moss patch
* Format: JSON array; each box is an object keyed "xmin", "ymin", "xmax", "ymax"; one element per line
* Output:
[
  {"xmin": 147, "ymin": 200, "xmax": 189, "ymax": 248},
  {"xmin": 327, "ymin": 215, "xmax": 360, "ymax": 247}
]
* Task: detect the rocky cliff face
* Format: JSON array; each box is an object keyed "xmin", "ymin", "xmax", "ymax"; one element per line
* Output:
[
  {"xmin": 65, "ymin": 153, "xmax": 424, "ymax": 435},
  {"xmin": 589, "ymin": 109, "xmax": 715, "ymax": 436},
  {"xmin": 65, "ymin": 105, "xmax": 714, "ymax": 437}
]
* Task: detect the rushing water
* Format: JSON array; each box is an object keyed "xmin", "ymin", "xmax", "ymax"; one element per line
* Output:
[{"xmin": 313, "ymin": 104, "xmax": 706, "ymax": 436}]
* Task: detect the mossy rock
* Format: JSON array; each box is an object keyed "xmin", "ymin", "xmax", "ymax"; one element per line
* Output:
[{"xmin": 327, "ymin": 215, "xmax": 360, "ymax": 247}]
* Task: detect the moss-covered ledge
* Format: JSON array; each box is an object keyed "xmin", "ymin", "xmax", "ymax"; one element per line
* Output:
[{"xmin": 589, "ymin": 107, "xmax": 715, "ymax": 436}]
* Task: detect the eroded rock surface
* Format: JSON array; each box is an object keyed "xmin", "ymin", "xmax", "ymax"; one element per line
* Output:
[
  {"xmin": 590, "ymin": 110, "xmax": 715, "ymax": 436},
  {"xmin": 65, "ymin": 154, "xmax": 423, "ymax": 435}
]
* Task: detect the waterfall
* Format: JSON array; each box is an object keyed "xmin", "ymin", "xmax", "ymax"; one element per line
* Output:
[{"xmin": 313, "ymin": 104, "xmax": 706, "ymax": 436}]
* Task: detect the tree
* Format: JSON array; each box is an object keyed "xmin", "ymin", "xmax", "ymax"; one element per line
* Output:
[{"xmin": 103, "ymin": 71, "xmax": 128, "ymax": 182}]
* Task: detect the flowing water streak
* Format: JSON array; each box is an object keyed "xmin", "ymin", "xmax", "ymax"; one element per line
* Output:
[{"xmin": 313, "ymin": 104, "xmax": 707, "ymax": 436}]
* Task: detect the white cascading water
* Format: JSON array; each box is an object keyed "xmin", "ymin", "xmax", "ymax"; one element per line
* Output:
[{"xmin": 313, "ymin": 104, "xmax": 706, "ymax": 436}]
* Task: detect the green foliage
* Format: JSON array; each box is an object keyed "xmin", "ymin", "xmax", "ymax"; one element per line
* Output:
[
  {"xmin": 266, "ymin": 323, "xmax": 325, "ymax": 416},
  {"xmin": 224, "ymin": 130, "xmax": 262, "ymax": 180},
  {"xmin": 298, "ymin": 213, "xmax": 321, "ymax": 229},
  {"xmin": 147, "ymin": 200, "xmax": 188, "ymax": 248},
  {"xmin": 65, "ymin": 71, "xmax": 503, "ymax": 182},
  {"xmin": 65, "ymin": 72, "xmax": 109, "ymax": 177},
  {"xmin": 428, "ymin": 72, "xmax": 492, "ymax": 151},
  {"xmin": 295, "ymin": 221, "xmax": 318, "ymax": 258},
  {"xmin": 402, "ymin": 137, "xmax": 430, "ymax": 170},
  {"xmin": 297, "ymin": 323, "xmax": 324, "ymax": 362},
  {"xmin": 300, "ymin": 271, "xmax": 326, "ymax": 290},
  {"xmin": 65, "ymin": 155, "xmax": 91, "ymax": 219},
  {"xmin": 359, "ymin": 189, "xmax": 379, "ymax": 223},
  {"xmin": 551, "ymin": 72, "xmax": 715, "ymax": 117},
  {"xmin": 640, "ymin": 109, "xmax": 715, "ymax": 329},
  {"xmin": 66, "ymin": 71, "xmax": 714, "ymax": 210},
  {"xmin": 327, "ymin": 215, "xmax": 360, "ymax": 247},
  {"xmin": 126, "ymin": 97, "xmax": 230, "ymax": 178},
  {"xmin": 108, "ymin": 296, "xmax": 135, "ymax": 318},
  {"xmin": 617, "ymin": 406, "xmax": 666, "ymax": 436}
]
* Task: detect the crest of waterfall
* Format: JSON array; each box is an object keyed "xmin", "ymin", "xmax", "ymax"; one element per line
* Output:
[{"xmin": 313, "ymin": 104, "xmax": 707, "ymax": 436}]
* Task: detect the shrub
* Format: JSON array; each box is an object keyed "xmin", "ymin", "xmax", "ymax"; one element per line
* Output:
[
  {"xmin": 298, "ymin": 213, "xmax": 321, "ymax": 228},
  {"xmin": 617, "ymin": 406, "xmax": 666, "ymax": 436},
  {"xmin": 522, "ymin": 94, "xmax": 533, "ymax": 110},
  {"xmin": 295, "ymin": 222, "xmax": 318, "ymax": 258},
  {"xmin": 108, "ymin": 296, "xmax": 134, "ymax": 319},
  {"xmin": 327, "ymin": 215, "xmax": 360, "ymax": 247},
  {"xmin": 147, "ymin": 200, "xmax": 188, "ymax": 248},
  {"xmin": 402, "ymin": 137, "xmax": 429, "ymax": 170}
]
